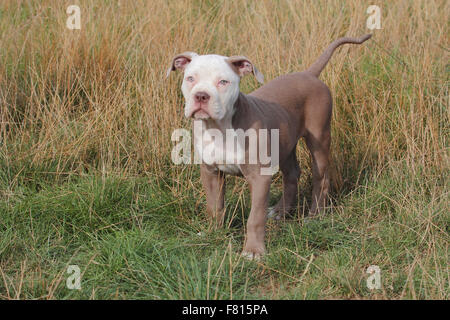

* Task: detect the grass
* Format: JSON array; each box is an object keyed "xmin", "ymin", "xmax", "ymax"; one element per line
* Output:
[{"xmin": 0, "ymin": 0, "xmax": 448, "ymax": 299}]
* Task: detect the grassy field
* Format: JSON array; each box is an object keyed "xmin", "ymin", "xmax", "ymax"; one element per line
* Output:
[{"xmin": 0, "ymin": 0, "xmax": 448, "ymax": 299}]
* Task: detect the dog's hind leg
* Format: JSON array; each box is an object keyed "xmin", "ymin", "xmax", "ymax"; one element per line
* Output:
[{"xmin": 305, "ymin": 130, "xmax": 330, "ymax": 216}]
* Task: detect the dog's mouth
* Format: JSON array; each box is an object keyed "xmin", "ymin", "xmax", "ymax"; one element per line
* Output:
[
  {"xmin": 190, "ymin": 104, "xmax": 211, "ymax": 119},
  {"xmin": 192, "ymin": 109, "xmax": 210, "ymax": 119}
]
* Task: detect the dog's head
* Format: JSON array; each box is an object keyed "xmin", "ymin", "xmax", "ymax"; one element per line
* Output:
[{"xmin": 167, "ymin": 52, "xmax": 264, "ymax": 121}]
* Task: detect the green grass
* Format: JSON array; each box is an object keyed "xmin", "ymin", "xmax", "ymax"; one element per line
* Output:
[{"xmin": 0, "ymin": 162, "xmax": 447, "ymax": 299}]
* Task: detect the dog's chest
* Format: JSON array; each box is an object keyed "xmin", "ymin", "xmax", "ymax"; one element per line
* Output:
[{"xmin": 193, "ymin": 125, "xmax": 244, "ymax": 175}]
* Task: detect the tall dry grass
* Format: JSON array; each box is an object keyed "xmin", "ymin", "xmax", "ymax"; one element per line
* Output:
[{"xmin": 1, "ymin": 0, "xmax": 447, "ymax": 184}]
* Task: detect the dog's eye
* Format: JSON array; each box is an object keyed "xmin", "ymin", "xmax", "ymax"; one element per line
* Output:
[
  {"xmin": 218, "ymin": 80, "xmax": 229, "ymax": 86},
  {"xmin": 186, "ymin": 76, "xmax": 195, "ymax": 82}
]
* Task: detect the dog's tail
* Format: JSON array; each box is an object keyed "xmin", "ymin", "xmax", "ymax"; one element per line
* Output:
[{"xmin": 306, "ymin": 34, "xmax": 372, "ymax": 77}]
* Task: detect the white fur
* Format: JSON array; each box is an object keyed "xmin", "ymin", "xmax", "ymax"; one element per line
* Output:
[
  {"xmin": 183, "ymin": 55, "xmax": 244, "ymax": 175},
  {"xmin": 193, "ymin": 119, "xmax": 244, "ymax": 175},
  {"xmin": 181, "ymin": 55, "xmax": 240, "ymax": 121}
]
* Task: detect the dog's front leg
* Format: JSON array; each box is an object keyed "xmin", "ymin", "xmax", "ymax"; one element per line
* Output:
[
  {"xmin": 241, "ymin": 171, "xmax": 271, "ymax": 260},
  {"xmin": 200, "ymin": 164, "xmax": 226, "ymax": 229}
]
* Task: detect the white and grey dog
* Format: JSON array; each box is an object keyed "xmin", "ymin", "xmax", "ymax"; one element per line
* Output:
[{"xmin": 167, "ymin": 34, "xmax": 371, "ymax": 259}]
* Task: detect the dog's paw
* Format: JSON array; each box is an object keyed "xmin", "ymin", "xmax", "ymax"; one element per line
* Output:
[
  {"xmin": 267, "ymin": 207, "xmax": 282, "ymax": 220},
  {"xmin": 241, "ymin": 250, "xmax": 263, "ymax": 261},
  {"xmin": 241, "ymin": 243, "xmax": 265, "ymax": 261}
]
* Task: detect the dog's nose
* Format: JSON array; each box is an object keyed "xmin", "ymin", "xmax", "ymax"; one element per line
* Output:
[{"xmin": 194, "ymin": 91, "xmax": 210, "ymax": 103}]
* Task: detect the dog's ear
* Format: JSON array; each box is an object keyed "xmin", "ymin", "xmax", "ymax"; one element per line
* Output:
[
  {"xmin": 166, "ymin": 52, "xmax": 198, "ymax": 78},
  {"xmin": 227, "ymin": 56, "xmax": 264, "ymax": 84}
]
